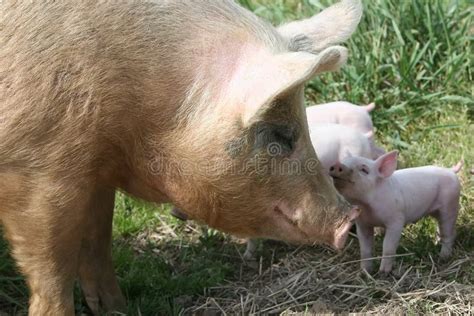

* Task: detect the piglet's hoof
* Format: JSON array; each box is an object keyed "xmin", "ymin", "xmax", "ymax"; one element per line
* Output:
[
  {"xmin": 243, "ymin": 250, "xmax": 256, "ymax": 261},
  {"xmin": 438, "ymin": 252, "xmax": 452, "ymax": 264},
  {"xmin": 243, "ymin": 259, "xmax": 259, "ymax": 269},
  {"xmin": 359, "ymin": 265, "xmax": 375, "ymax": 276},
  {"xmin": 359, "ymin": 270, "xmax": 375, "ymax": 281},
  {"xmin": 376, "ymin": 270, "xmax": 393, "ymax": 280}
]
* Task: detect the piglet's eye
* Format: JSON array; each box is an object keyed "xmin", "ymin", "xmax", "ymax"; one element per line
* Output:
[{"xmin": 360, "ymin": 166, "xmax": 370, "ymax": 175}]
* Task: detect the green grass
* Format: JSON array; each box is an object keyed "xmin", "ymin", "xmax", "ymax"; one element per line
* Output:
[{"xmin": 1, "ymin": 0, "xmax": 473, "ymax": 314}]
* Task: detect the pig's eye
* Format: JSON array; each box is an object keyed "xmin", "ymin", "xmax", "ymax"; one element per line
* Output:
[
  {"xmin": 359, "ymin": 165, "xmax": 370, "ymax": 175},
  {"xmin": 270, "ymin": 127, "xmax": 295, "ymax": 152},
  {"xmin": 254, "ymin": 122, "xmax": 298, "ymax": 155}
]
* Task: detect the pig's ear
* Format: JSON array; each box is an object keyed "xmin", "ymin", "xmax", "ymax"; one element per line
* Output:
[
  {"xmin": 375, "ymin": 150, "xmax": 398, "ymax": 178},
  {"xmin": 371, "ymin": 144, "xmax": 386, "ymax": 159},
  {"xmin": 241, "ymin": 47, "xmax": 348, "ymax": 124},
  {"xmin": 364, "ymin": 131, "xmax": 374, "ymax": 140},
  {"xmin": 277, "ymin": 0, "xmax": 363, "ymax": 54}
]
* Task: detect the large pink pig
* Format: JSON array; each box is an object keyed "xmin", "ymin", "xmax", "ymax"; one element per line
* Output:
[
  {"xmin": 0, "ymin": 0, "xmax": 364, "ymax": 313},
  {"xmin": 330, "ymin": 151, "xmax": 462, "ymax": 274}
]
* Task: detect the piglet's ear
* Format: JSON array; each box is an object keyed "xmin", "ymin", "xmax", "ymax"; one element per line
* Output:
[
  {"xmin": 364, "ymin": 131, "xmax": 374, "ymax": 140},
  {"xmin": 375, "ymin": 150, "xmax": 398, "ymax": 178}
]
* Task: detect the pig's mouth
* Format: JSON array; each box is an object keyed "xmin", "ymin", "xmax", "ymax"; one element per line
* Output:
[
  {"xmin": 273, "ymin": 205, "xmax": 310, "ymax": 240},
  {"xmin": 272, "ymin": 203, "xmax": 359, "ymax": 248},
  {"xmin": 331, "ymin": 206, "xmax": 360, "ymax": 250},
  {"xmin": 273, "ymin": 202, "xmax": 360, "ymax": 250}
]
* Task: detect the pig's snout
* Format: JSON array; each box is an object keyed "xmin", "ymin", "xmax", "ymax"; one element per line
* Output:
[
  {"xmin": 347, "ymin": 205, "xmax": 361, "ymax": 222},
  {"xmin": 332, "ymin": 206, "xmax": 360, "ymax": 250},
  {"xmin": 329, "ymin": 162, "xmax": 352, "ymax": 180}
]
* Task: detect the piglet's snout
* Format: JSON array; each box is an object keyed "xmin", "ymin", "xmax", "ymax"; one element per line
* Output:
[{"xmin": 329, "ymin": 162, "xmax": 351, "ymax": 179}]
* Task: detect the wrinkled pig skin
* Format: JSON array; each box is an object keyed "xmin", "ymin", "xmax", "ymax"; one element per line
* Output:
[
  {"xmin": 330, "ymin": 152, "xmax": 462, "ymax": 274},
  {"xmin": 0, "ymin": 0, "xmax": 363, "ymax": 314}
]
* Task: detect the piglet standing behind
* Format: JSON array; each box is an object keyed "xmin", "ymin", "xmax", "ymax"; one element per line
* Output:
[
  {"xmin": 330, "ymin": 151, "xmax": 462, "ymax": 274},
  {"xmin": 306, "ymin": 101, "xmax": 385, "ymax": 158},
  {"xmin": 309, "ymin": 124, "xmax": 374, "ymax": 171},
  {"xmin": 306, "ymin": 101, "xmax": 375, "ymax": 132}
]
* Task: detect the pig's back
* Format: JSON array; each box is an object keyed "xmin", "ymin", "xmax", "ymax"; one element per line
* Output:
[
  {"xmin": 0, "ymin": 1, "xmax": 282, "ymax": 168},
  {"xmin": 0, "ymin": 2, "xmax": 158, "ymax": 167},
  {"xmin": 395, "ymin": 166, "xmax": 460, "ymax": 185},
  {"xmin": 306, "ymin": 104, "xmax": 339, "ymax": 125},
  {"xmin": 393, "ymin": 167, "xmax": 461, "ymax": 219},
  {"xmin": 306, "ymin": 102, "xmax": 373, "ymax": 133}
]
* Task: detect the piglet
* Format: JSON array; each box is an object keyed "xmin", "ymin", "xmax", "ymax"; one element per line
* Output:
[
  {"xmin": 306, "ymin": 101, "xmax": 385, "ymax": 158},
  {"xmin": 330, "ymin": 151, "xmax": 462, "ymax": 274},
  {"xmin": 309, "ymin": 124, "xmax": 374, "ymax": 171},
  {"xmin": 306, "ymin": 101, "xmax": 375, "ymax": 132}
]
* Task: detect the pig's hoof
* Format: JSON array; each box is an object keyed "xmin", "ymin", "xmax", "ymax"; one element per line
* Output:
[
  {"xmin": 243, "ymin": 251, "xmax": 256, "ymax": 261},
  {"xmin": 376, "ymin": 270, "xmax": 393, "ymax": 279},
  {"xmin": 360, "ymin": 261, "xmax": 374, "ymax": 275},
  {"xmin": 360, "ymin": 267, "xmax": 374, "ymax": 276},
  {"xmin": 439, "ymin": 247, "xmax": 452, "ymax": 260},
  {"xmin": 359, "ymin": 269, "xmax": 375, "ymax": 280},
  {"xmin": 80, "ymin": 280, "xmax": 126, "ymax": 315},
  {"xmin": 389, "ymin": 269, "xmax": 402, "ymax": 278},
  {"xmin": 244, "ymin": 260, "xmax": 259, "ymax": 269},
  {"xmin": 439, "ymin": 243, "xmax": 453, "ymax": 261}
]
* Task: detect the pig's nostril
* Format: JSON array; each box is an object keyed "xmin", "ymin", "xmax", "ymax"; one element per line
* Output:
[
  {"xmin": 330, "ymin": 166, "xmax": 335, "ymax": 172},
  {"xmin": 339, "ymin": 168, "xmax": 343, "ymax": 172}
]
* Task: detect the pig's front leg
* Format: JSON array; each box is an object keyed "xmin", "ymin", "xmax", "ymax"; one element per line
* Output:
[
  {"xmin": 1, "ymin": 177, "xmax": 93, "ymax": 315},
  {"xmin": 356, "ymin": 222, "xmax": 375, "ymax": 273},
  {"xmin": 379, "ymin": 223, "xmax": 404, "ymax": 274},
  {"xmin": 78, "ymin": 188, "xmax": 126, "ymax": 315}
]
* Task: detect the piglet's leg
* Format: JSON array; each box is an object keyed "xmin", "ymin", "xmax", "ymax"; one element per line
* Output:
[
  {"xmin": 356, "ymin": 222, "xmax": 374, "ymax": 273},
  {"xmin": 435, "ymin": 201, "xmax": 459, "ymax": 259},
  {"xmin": 78, "ymin": 187, "xmax": 126, "ymax": 315},
  {"xmin": 379, "ymin": 224, "xmax": 404, "ymax": 274},
  {"xmin": 243, "ymin": 239, "xmax": 258, "ymax": 260}
]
